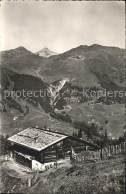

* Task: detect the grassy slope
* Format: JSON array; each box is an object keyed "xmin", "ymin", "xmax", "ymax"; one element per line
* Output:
[
  {"xmin": 0, "ymin": 101, "xmax": 80, "ymax": 138},
  {"xmin": 67, "ymin": 103, "xmax": 125, "ymax": 138},
  {"xmin": 40, "ymin": 45, "xmax": 125, "ymax": 88},
  {"xmin": 0, "ymin": 155, "xmax": 125, "ymax": 194},
  {"xmin": 1, "ymin": 100, "xmax": 124, "ymax": 138}
]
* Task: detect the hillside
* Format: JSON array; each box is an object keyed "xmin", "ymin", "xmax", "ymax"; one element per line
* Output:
[
  {"xmin": 1, "ymin": 68, "xmax": 124, "ymax": 140},
  {"xmin": 67, "ymin": 103, "xmax": 125, "ymax": 138},
  {"xmin": 1, "ymin": 47, "xmax": 33, "ymax": 64},
  {"xmin": 1, "ymin": 44, "xmax": 125, "ymax": 89},
  {"xmin": 39, "ymin": 44, "xmax": 125, "ymax": 88},
  {"xmin": 0, "ymin": 155, "xmax": 125, "ymax": 194},
  {"xmin": 0, "ymin": 44, "xmax": 125, "ymax": 141},
  {"xmin": 1, "ymin": 67, "xmax": 52, "ymax": 114}
]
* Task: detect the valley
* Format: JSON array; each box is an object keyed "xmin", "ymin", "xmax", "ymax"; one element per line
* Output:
[{"xmin": 0, "ymin": 44, "xmax": 125, "ymax": 143}]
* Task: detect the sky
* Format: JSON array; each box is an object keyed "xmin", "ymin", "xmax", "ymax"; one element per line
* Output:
[{"xmin": 0, "ymin": 1, "xmax": 125, "ymax": 53}]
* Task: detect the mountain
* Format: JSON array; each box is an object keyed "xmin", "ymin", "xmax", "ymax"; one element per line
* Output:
[
  {"xmin": 1, "ymin": 47, "xmax": 33, "ymax": 65},
  {"xmin": 1, "ymin": 66, "xmax": 124, "ymax": 138},
  {"xmin": 36, "ymin": 47, "xmax": 58, "ymax": 58},
  {"xmin": 1, "ymin": 67, "xmax": 53, "ymax": 113},
  {"xmin": 39, "ymin": 44, "xmax": 125, "ymax": 88},
  {"xmin": 1, "ymin": 44, "xmax": 125, "ymax": 139},
  {"xmin": 0, "ymin": 47, "xmax": 46, "ymax": 77},
  {"xmin": 1, "ymin": 44, "xmax": 125, "ymax": 89}
]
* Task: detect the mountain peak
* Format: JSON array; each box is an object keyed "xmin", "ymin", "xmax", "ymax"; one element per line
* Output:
[
  {"xmin": 1, "ymin": 46, "xmax": 32, "ymax": 53},
  {"xmin": 36, "ymin": 47, "xmax": 58, "ymax": 58},
  {"xmin": 91, "ymin": 44, "xmax": 101, "ymax": 47},
  {"xmin": 43, "ymin": 47, "xmax": 50, "ymax": 50},
  {"xmin": 1, "ymin": 46, "xmax": 33, "ymax": 63},
  {"xmin": 16, "ymin": 46, "xmax": 28, "ymax": 50}
]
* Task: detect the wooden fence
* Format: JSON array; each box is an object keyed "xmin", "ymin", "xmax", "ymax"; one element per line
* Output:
[{"xmin": 74, "ymin": 141, "xmax": 126, "ymax": 162}]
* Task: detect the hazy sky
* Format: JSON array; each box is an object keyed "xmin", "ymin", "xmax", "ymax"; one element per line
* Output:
[{"xmin": 1, "ymin": 1, "xmax": 125, "ymax": 53}]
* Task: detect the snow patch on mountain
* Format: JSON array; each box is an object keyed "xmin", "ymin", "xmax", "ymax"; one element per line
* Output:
[{"xmin": 36, "ymin": 47, "xmax": 58, "ymax": 58}]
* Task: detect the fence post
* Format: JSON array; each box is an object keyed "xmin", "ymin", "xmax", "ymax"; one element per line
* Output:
[
  {"xmin": 118, "ymin": 145, "xmax": 120, "ymax": 154},
  {"xmin": 27, "ymin": 178, "xmax": 31, "ymax": 187},
  {"xmin": 113, "ymin": 145, "xmax": 116, "ymax": 155},
  {"xmin": 112, "ymin": 145, "xmax": 114, "ymax": 155},
  {"xmin": 124, "ymin": 142, "xmax": 126, "ymax": 154},
  {"xmin": 85, "ymin": 146, "xmax": 88, "ymax": 151},
  {"xmin": 118, "ymin": 144, "xmax": 120, "ymax": 153},
  {"xmin": 10, "ymin": 151, "xmax": 13, "ymax": 158},
  {"xmin": 100, "ymin": 149, "xmax": 103, "ymax": 160},
  {"xmin": 120, "ymin": 143, "xmax": 122, "ymax": 153},
  {"xmin": 122, "ymin": 142, "xmax": 125, "ymax": 154},
  {"xmin": 110, "ymin": 145, "xmax": 112, "ymax": 156},
  {"xmin": 105, "ymin": 148, "xmax": 108, "ymax": 158},
  {"xmin": 119, "ymin": 144, "xmax": 121, "ymax": 154},
  {"xmin": 108, "ymin": 146, "xmax": 111, "ymax": 157},
  {"xmin": 116, "ymin": 145, "xmax": 119, "ymax": 154},
  {"xmin": 121, "ymin": 142, "xmax": 124, "ymax": 154}
]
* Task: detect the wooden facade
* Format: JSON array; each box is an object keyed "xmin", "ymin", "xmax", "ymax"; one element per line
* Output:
[
  {"xmin": 8, "ymin": 128, "xmax": 99, "ymax": 169},
  {"xmin": 10, "ymin": 136, "xmax": 98, "ymax": 169}
]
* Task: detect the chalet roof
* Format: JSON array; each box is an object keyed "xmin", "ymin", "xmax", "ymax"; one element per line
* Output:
[{"xmin": 8, "ymin": 127, "xmax": 67, "ymax": 151}]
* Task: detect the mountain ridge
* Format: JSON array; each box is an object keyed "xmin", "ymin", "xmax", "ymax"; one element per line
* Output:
[{"xmin": 1, "ymin": 44, "xmax": 125, "ymax": 88}]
